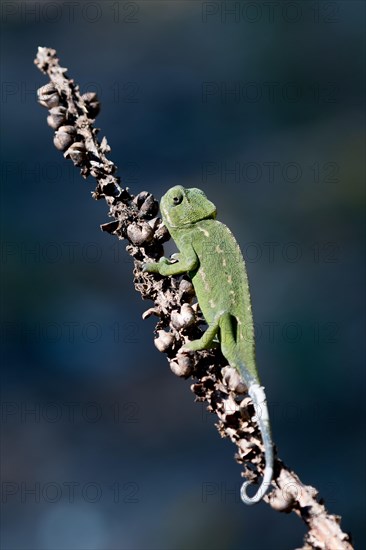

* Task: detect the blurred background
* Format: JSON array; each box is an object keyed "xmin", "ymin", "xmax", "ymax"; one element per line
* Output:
[{"xmin": 1, "ymin": 1, "xmax": 365, "ymax": 549}]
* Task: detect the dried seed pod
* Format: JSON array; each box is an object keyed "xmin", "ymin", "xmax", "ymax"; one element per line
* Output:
[
  {"xmin": 47, "ymin": 106, "xmax": 67, "ymax": 129},
  {"xmin": 269, "ymin": 490, "xmax": 295, "ymax": 512},
  {"xmin": 142, "ymin": 307, "xmax": 160, "ymax": 320},
  {"xmin": 99, "ymin": 136, "xmax": 110, "ymax": 154},
  {"xmin": 127, "ymin": 222, "xmax": 154, "ymax": 246},
  {"xmin": 37, "ymin": 82, "xmax": 60, "ymax": 109},
  {"xmin": 170, "ymin": 353, "xmax": 193, "ymax": 378},
  {"xmin": 170, "ymin": 310, "xmax": 183, "ymax": 330},
  {"xmin": 133, "ymin": 191, "xmax": 159, "ymax": 219},
  {"xmin": 155, "ymin": 222, "xmax": 170, "ymax": 243},
  {"xmin": 222, "ymin": 394, "xmax": 240, "ymax": 417},
  {"xmin": 99, "ymin": 179, "xmax": 120, "ymax": 197},
  {"xmin": 100, "ymin": 220, "xmax": 119, "ymax": 234},
  {"xmin": 180, "ymin": 303, "xmax": 195, "ymax": 325},
  {"xmin": 147, "ymin": 217, "xmax": 160, "ymax": 231},
  {"xmin": 222, "ymin": 365, "xmax": 247, "ymax": 394},
  {"xmin": 53, "ymin": 125, "xmax": 76, "ymax": 151},
  {"xmin": 154, "ymin": 330, "xmax": 175, "ymax": 352},
  {"xmin": 239, "ymin": 397, "xmax": 253, "ymax": 421},
  {"xmin": 238, "ymin": 438, "xmax": 254, "ymax": 456},
  {"xmin": 171, "ymin": 304, "xmax": 195, "ymax": 330},
  {"xmin": 64, "ymin": 142, "xmax": 87, "ymax": 166},
  {"xmin": 81, "ymin": 92, "xmax": 100, "ymax": 118},
  {"xmin": 133, "ymin": 190, "xmax": 148, "ymax": 207},
  {"xmin": 178, "ymin": 278, "xmax": 195, "ymax": 300}
]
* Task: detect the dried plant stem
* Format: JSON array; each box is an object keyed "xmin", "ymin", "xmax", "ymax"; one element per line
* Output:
[{"xmin": 34, "ymin": 47, "xmax": 353, "ymax": 550}]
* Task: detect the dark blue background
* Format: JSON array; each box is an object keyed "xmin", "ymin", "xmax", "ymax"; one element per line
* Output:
[{"xmin": 1, "ymin": 1, "xmax": 365, "ymax": 549}]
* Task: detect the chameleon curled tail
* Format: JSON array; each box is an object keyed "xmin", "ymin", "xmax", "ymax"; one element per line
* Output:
[{"xmin": 240, "ymin": 382, "xmax": 274, "ymax": 505}]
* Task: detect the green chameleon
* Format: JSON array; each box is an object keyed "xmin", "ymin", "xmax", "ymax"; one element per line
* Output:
[{"xmin": 143, "ymin": 185, "xmax": 273, "ymax": 504}]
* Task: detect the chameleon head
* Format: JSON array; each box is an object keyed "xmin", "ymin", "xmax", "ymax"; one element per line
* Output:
[{"xmin": 160, "ymin": 185, "xmax": 217, "ymax": 231}]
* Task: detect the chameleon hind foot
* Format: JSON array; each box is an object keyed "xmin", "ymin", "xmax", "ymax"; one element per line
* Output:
[
  {"xmin": 181, "ymin": 338, "xmax": 219, "ymax": 353},
  {"xmin": 180, "ymin": 322, "xmax": 219, "ymax": 352}
]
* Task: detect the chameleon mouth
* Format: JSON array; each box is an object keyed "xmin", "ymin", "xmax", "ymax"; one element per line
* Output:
[
  {"xmin": 194, "ymin": 210, "xmax": 217, "ymax": 222},
  {"xmin": 168, "ymin": 209, "xmax": 217, "ymax": 228}
]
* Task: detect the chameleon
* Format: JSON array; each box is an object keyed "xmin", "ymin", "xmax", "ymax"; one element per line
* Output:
[{"xmin": 143, "ymin": 185, "xmax": 273, "ymax": 504}]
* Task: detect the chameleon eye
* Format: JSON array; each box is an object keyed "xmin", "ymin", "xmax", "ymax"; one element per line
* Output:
[{"xmin": 172, "ymin": 193, "xmax": 183, "ymax": 206}]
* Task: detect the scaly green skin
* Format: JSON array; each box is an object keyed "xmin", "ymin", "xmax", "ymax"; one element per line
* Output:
[{"xmin": 144, "ymin": 186, "xmax": 273, "ymax": 504}]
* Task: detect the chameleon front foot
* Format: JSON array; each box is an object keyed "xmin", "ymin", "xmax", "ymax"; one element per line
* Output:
[
  {"xmin": 142, "ymin": 257, "xmax": 171, "ymax": 274},
  {"xmin": 180, "ymin": 322, "xmax": 220, "ymax": 353},
  {"xmin": 181, "ymin": 339, "xmax": 207, "ymax": 352}
]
